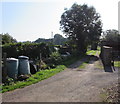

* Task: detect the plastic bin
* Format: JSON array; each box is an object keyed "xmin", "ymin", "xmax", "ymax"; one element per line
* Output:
[
  {"xmin": 6, "ymin": 58, "xmax": 18, "ymax": 79},
  {"xmin": 18, "ymin": 56, "xmax": 30, "ymax": 75}
]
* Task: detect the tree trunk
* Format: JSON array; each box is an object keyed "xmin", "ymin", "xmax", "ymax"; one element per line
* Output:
[
  {"xmin": 91, "ymin": 43, "xmax": 98, "ymax": 50},
  {"xmin": 77, "ymin": 39, "xmax": 87, "ymax": 54}
]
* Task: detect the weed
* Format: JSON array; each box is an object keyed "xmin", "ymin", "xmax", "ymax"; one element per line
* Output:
[{"xmin": 100, "ymin": 91, "xmax": 108, "ymax": 102}]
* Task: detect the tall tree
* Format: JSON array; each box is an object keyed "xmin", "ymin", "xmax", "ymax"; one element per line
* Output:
[
  {"xmin": 53, "ymin": 34, "xmax": 67, "ymax": 45},
  {"xmin": 1, "ymin": 33, "xmax": 17, "ymax": 44},
  {"xmin": 34, "ymin": 34, "xmax": 67, "ymax": 45},
  {"xmin": 102, "ymin": 29, "xmax": 120, "ymax": 42},
  {"xmin": 60, "ymin": 3, "xmax": 102, "ymax": 54}
]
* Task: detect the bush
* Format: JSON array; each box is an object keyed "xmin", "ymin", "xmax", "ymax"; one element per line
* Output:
[
  {"xmin": 47, "ymin": 52, "xmax": 62, "ymax": 65},
  {"xmin": 2, "ymin": 42, "xmax": 50, "ymax": 60},
  {"xmin": 102, "ymin": 29, "xmax": 120, "ymax": 43}
]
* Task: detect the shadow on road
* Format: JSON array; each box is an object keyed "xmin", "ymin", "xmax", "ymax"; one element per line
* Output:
[
  {"xmin": 66, "ymin": 54, "xmax": 116, "ymax": 73},
  {"xmin": 68, "ymin": 55, "xmax": 99, "ymax": 69}
]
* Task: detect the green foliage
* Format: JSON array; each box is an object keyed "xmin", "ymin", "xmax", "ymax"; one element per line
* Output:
[
  {"xmin": 114, "ymin": 61, "xmax": 120, "ymax": 67},
  {"xmin": 34, "ymin": 34, "xmax": 67, "ymax": 45},
  {"xmin": 1, "ymin": 33, "xmax": 17, "ymax": 44},
  {"xmin": 34, "ymin": 38, "xmax": 52, "ymax": 43},
  {"xmin": 102, "ymin": 29, "xmax": 120, "ymax": 42},
  {"xmin": 1, "ymin": 65, "xmax": 66, "ymax": 93},
  {"xmin": 4, "ymin": 78, "xmax": 15, "ymax": 86},
  {"xmin": 60, "ymin": 3, "xmax": 102, "ymax": 54},
  {"xmin": 86, "ymin": 50, "xmax": 97, "ymax": 55},
  {"xmin": 1, "ymin": 51, "xmax": 84, "ymax": 93},
  {"xmin": 49, "ymin": 52, "xmax": 62, "ymax": 65},
  {"xmin": 53, "ymin": 34, "xmax": 67, "ymax": 45},
  {"xmin": 2, "ymin": 42, "xmax": 50, "ymax": 59},
  {"xmin": 86, "ymin": 48, "xmax": 100, "ymax": 56}
]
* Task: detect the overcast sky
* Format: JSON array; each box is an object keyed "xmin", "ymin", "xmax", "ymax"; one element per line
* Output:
[{"xmin": 0, "ymin": 0, "xmax": 119, "ymax": 42}]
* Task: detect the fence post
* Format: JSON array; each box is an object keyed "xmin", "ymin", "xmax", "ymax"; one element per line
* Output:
[{"xmin": 2, "ymin": 53, "xmax": 8, "ymax": 83}]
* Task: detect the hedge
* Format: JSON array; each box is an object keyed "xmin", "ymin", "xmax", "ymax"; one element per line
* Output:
[{"xmin": 2, "ymin": 42, "xmax": 50, "ymax": 60}]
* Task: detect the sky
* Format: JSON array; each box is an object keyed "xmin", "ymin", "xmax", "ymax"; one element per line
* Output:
[{"xmin": 0, "ymin": 0, "xmax": 119, "ymax": 42}]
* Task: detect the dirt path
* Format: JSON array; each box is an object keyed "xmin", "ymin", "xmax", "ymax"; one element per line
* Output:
[{"xmin": 2, "ymin": 57, "xmax": 118, "ymax": 102}]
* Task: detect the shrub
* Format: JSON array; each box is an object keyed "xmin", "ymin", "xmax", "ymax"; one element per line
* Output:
[
  {"xmin": 2, "ymin": 42, "xmax": 50, "ymax": 60},
  {"xmin": 48, "ymin": 52, "xmax": 62, "ymax": 65}
]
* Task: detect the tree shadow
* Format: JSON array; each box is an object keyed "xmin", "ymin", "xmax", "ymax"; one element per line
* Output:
[{"xmin": 67, "ymin": 55, "xmax": 99, "ymax": 69}]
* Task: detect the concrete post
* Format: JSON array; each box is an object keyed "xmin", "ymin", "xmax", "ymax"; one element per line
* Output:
[{"xmin": 100, "ymin": 46, "xmax": 113, "ymax": 72}]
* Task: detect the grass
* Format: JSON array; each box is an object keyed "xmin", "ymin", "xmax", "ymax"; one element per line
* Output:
[
  {"xmin": 79, "ymin": 62, "xmax": 88, "ymax": 69},
  {"xmin": 86, "ymin": 48, "xmax": 100, "ymax": 56},
  {"xmin": 1, "ymin": 65, "xmax": 66, "ymax": 93},
  {"xmin": 1, "ymin": 55, "xmax": 82, "ymax": 93},
  {"xmin": 114, "ymin": 61, "xmax": 120, "ymax": 67},
  {"xmin": 79, "ymin": 47, "xmax": 102, "ymax": 70},
  {"xmin": 1, "ymin": 48, "xmax": 103, "ymax": 93},
  {"xmin": 94, "ymin": 60, "xmax": 120, "ymax": 70},
  {"xmin": 86, "ymin": 50, "xmax": 97, "ymax": 55}
]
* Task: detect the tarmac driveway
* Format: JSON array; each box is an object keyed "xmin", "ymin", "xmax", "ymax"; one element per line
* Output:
[{"xmin": 2, "ymin": 59, "xmax": 118, "ymax": 102}]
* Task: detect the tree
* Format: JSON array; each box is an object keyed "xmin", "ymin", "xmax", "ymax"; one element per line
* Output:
[
  {"xmin": 34, "ymin": 34, "xmax": 67, "ymax": 45},
  {"xmin": 34, "ymin": 38, "xmax": 52, "ymax": 43},
  {"xmin": 102, "ymin": 29, "xmax": 120, "ymax": 42},
  {"xmin": 53, "ymin": 34, "xmax": 67, "ymax": 45},
  {"xmin": 60, "ymin": 3, "xmax": 102, "ymax": 54},
  {"xmin": 1, "ymin": 33, "xmax": 17, "ymax": 44}
]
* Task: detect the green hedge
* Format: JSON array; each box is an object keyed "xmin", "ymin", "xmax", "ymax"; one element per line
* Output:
[{"xmin": 2, "ymin": 42, "xmax": 50, "ymax": 59}]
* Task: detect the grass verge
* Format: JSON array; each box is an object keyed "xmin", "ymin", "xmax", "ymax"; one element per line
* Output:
[
  {"xmin": 86, "ymin": 50, "xmax": 97, "ymax": 55},
  {"xmin": 1, "ymin": 55, "xmax": 82, "ymax": 93},
  {"xmin": 1, "ymin": 65, "xmax": 66, "ymax": 93},
  {"xmin": 114, "ymin": 61, "xmax": 120, "ymax": 67},
  {"xmin": 86, "ymin": 48, "xmax": 100, "ymax": 56}
]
